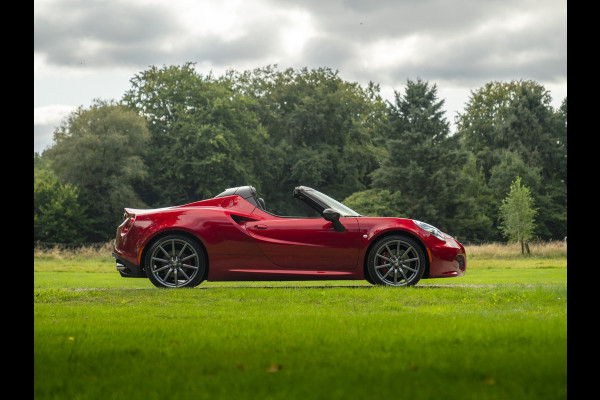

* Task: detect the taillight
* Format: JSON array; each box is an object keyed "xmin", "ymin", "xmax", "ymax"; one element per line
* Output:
[{"xmin": 122, "ymin": 215, "xmax": 135, "ymax": 234}]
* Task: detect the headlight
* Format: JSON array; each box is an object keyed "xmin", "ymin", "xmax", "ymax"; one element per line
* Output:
[{"xmin": 413, "ymin": 220, "xmax": 445, "ymax": 241}]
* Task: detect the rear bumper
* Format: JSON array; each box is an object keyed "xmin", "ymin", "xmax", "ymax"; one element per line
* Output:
[{"xmin": 112, "ymin": 252, "xmax": 146, "ymax": 278}]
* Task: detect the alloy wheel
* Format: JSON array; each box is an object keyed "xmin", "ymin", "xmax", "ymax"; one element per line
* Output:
[
  {"xmin": 372, "ymin": 239, "xmax": 421, "ymax": 286},
  {"xmin": 148, "ymin": 238, "xmax": 202, "ymax": 288}
]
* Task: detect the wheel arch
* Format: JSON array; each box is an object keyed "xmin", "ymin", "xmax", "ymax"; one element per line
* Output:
[
  {"xmin": 363, "ymin": 229, "xmax": 431, "ymax": 280},
  {"xmin": 140, "ymin": 229, "xmax": 209, "ymax": 281}
]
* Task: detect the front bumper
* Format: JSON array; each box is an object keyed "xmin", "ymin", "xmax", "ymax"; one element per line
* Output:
[
  {"xmin": 426, "ymin": 236, "xmax": 467, "ymax": 278},
  {"xmin": 112, "ymin": 252, "xmax": 147, "ymax": 278}
]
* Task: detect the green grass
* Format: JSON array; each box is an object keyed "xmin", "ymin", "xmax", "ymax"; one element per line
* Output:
[{"xmin": 34, "ymin": 249, "xmax": 567, "ymax": 400}]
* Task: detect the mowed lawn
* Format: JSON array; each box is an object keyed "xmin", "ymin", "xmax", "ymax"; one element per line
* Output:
[{"xmin": 34, "ymin": 243, "xmax": 567, "ymax": 400}]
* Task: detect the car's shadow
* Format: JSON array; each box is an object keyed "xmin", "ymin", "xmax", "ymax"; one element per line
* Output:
[
  {"xmin": 72, "ymin": 284, "xmax": 482, "ymax": 291},
  {"xmin": 193, "ymin": 284, "xmax": 473, "ymax": 290},
  {"xmin": 196, "ymin": 285, "xmax": 374, "ymax": 290}
]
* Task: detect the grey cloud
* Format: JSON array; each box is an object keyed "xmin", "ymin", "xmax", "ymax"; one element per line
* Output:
[
  {"xmin": 34, "ymin": 0, "xmax": 288, "ymax": 68},
  {"xmin": 181, "ymin": 25, "xmax": 284, "ymax": 66},
  {"xmin": 34, "ymin": 0, "xmax": 566, "ymax": 90},
  {"xmin": 419, "ymin": 21, "xmax": 566, "ymax": 84},
  {"xmin": 34, "ymin": 0, "xmax": 182, "ymax": 67},
  {"xmin": 301, "ymin": 36, "xmax": 358, "ymax": 69},
  {"xmin": 34, "ymin": 124, "xmax": 57, "ymax": 154},
  {"xmin": 264, "ymin": 0, "xmax": 566, "ymax": 88},
  {"xmin": 268, "ymin": 0, "xmax": 509, "ymax": 40}
]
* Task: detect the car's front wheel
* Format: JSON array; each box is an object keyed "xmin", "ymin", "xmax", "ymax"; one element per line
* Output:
[
  {"xmin": 144, "ymin": 235, "xmax": 206, "ymax": 288},
  {"xmin": 367, "ymin": 235, "xmax": 425, "ymax": 287}
]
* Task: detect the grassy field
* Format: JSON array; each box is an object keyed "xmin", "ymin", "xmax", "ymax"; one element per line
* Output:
[{"xmin": 34, "ymin": 241, "xmax": 567, "ymax": 399}]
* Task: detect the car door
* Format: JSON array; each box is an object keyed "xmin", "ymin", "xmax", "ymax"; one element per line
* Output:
[{"xmin": 245, "ymin": 217, "xmax": 360, "ymax": 270}]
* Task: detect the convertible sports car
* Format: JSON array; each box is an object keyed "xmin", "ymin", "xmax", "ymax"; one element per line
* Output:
[{"xmin": 113, "ymin": 185, "xmax": 466, "ymax": 288}]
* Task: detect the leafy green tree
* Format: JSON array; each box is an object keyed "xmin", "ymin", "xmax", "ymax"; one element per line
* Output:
[
  {"xmin": 34, "ymin": 162, "xmax": 88, "ymax": 243},
  {"xmin": 455, "ymin": 81, "xmax": 566, "ymax": 239},
  {"xmin": 539, "ymin": 97, "xmax": 567, "ymax": 239},
  {"xmin": 369, "ymin": 78, "xmax": 467, "ymax": 232},
  {"xmin": 342, "ymin": 189, "xmax": 403, "ymax": 217},
  {"xmin": 230, "ymin": 66, "xmax": 385, "ymax": 215},
  {"xmin": 123, "ymin": 63, "xmax": 267, "ymax": 206},
  {"xmin": 485, "ymin": 151, "xmax": 541, "ymax": 240},
  {"xmin": 44, "ymin": 99, "xmax": 150, "ymax": 240},
  {"xmin": 456, "ymin": 80, "xmax": 552, "ymax": 176},
  {"xmin": 498, "ymin": 177, "xmax": 537, "ymax": 254}
]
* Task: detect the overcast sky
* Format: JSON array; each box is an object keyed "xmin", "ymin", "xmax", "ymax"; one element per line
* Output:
[{"xmin": 34, "ymin": 0, "xmax": 567, "ymax": 154}]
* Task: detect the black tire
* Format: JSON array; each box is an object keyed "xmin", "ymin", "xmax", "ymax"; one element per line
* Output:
[
  {"xmin": 144, "ymin": 234, "xmax": 206, "ymax": 288},
  {"xmin": 364, "ymin": 266, "xmax": 376, "ymax": 285},
  {"xmin": 366, "ymin": 234, "xmax": 425, "ymax": 287}
]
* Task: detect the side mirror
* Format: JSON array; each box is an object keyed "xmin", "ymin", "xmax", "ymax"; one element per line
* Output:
[{"xmin": 322, "ymin": 208, "xmax": 346, "ymax": 232}]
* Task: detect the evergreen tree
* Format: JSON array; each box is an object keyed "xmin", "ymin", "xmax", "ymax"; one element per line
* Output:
[
  {"xmin": 452, "ymin": 153, "xmax": 495, "ymax": 241},
  {"xmin": 369, "ymin": 78, "xmax": 467, "ymax": 232}
]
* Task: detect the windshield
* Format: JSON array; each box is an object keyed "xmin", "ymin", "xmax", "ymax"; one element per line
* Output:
[{"xmin": 305, "ymin": 188, "xmax": 361, "ymax": 217}]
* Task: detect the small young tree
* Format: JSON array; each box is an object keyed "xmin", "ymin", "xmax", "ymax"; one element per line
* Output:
[{"xmin": 498, "ymin": 177, "xmax": 537, "ymax": 254}]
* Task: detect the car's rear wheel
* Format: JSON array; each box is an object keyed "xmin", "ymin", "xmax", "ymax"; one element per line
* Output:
[
  {"xmin": 367, "ymin": 235, "xmax": 425, "ymax": 287},
  {"xmin": 145, "ymin": 235, "xmax": 206, "ymax": 288}
]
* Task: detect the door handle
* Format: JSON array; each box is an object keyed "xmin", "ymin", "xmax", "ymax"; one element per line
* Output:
[{"xmin": 253, "ymin": 224, "xmax": 268, "ymax": 229}]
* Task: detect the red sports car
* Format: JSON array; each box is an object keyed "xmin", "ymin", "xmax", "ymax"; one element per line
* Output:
[{"xmin": 113, "ymin": 186, "xmax": 466, "ymax": 288}]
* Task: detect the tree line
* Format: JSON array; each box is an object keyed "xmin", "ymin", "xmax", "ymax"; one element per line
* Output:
[{"xmin": 34, "ymin": 63, "xmax": 567, "ymax": 244}]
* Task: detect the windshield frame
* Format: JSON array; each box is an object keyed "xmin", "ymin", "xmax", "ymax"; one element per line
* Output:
[{"xmin": 294, "ymin": 186, "xmax": 361, "ymax": 217}]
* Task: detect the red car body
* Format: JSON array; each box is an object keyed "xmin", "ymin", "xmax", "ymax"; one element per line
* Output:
[{"xmin": 113, "ymin": 186, "xmax": 466, "ymax": 287}]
